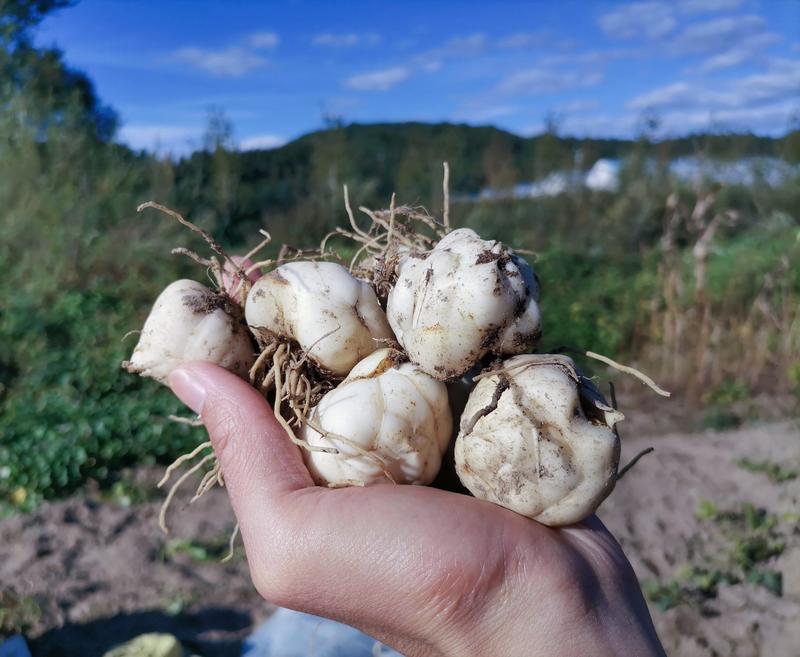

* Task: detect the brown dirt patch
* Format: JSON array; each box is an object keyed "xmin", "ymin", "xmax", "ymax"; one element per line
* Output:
[
  {"xmin": 600, "ymin": 418, "xmax": 800, "ymax": 657},
  {"xmin": 0, "ymin": 468, "xmax": 271, "ymax": 656}
]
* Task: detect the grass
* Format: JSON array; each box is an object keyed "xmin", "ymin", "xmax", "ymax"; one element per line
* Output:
[
  {"xmin": 646, "ymin": 500, "xmax": 789, "ymax": 611},
  {"xmin": 643, "ymin": 566, "xmax": 740, "ymax": 612},
  {"xmin": 159, "ymin": 533, "xmax": 240, "ymax": 564},
  {"xmin": 100, "ymin": 474, "xmax": 160, "ymax": 508},
  {"xmin": 735, "ymin": 458, "xmax": 798, "ymax": 483}
]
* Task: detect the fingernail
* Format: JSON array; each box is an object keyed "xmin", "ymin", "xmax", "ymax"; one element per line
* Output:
[{"xmin": 169, "ymin": 368, "xmax": 207, "ymax": 414}]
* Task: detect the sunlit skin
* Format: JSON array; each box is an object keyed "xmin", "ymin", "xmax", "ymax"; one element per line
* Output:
[{"xmin": 170, "ymin": 361, "xmax": 666, "ymax": 657}]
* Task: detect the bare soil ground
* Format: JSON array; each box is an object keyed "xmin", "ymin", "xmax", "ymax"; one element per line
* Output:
[
  {"xmin": 600, "ymin": 418, "xmax": 800, "ymax": 657},
  {"xmin": 0, "ymin": 471, "xmax": 271, "ymax": 657},
  {"xmin": 1, "ymin": 417, "xmax": 798, "ymax": 657}
]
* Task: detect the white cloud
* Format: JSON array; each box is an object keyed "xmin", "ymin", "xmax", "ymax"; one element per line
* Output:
[
  {"xmin": 118, "ymin": 124, "xmax": 200, "ymax": 152},
  {"xmin": 599, "ymin": 2, "xmax": 677, "ymax": 40},
  {"xmin": 553, "ymin": 99, "xmax": 600, "ymax": 114},
  {"xmin": 669, "ymin": 15, "xmax": 766, "ymax": 55},
  {"xmin": 172, "ymin": 46, "xmax": 268, "ymax": 77},
  {"xmin": 599, "ymin": 0, "xmax": 750, "ymax": 43},
  {"xmin": 403, "ymin": 32, "xmax": 489, "ymax": 78},
  {"xmin": 737, "ymin": 59, "xmax": 800, "ymax": 106},
  {"xmin": 562, "ymin": 98, "xmax": 796, "ymax": 138},
  {"xmin": 455, "ymin": 104, "xmax": 518, "ymax": 122},
  {"xmin": 657, "ymin": 100, "xmax": 798, "ymax": 134},
  {"xmin": 698, "ymin": 32, "xmax": 781, "ymax": 72},
  {"xmin": 441, "ymin": 33, "xmax": 487, "ymax": 56},
  {"xmin": 416, "ymin": 55, "xmax": 442, "ymax": 72},
  {"xmin": 557, "ymin": 113, "xmax": 640, "ymax": 137},
  {"xmin": 676, "ymin": 0, "xmax": 743, "ymax": 14},
  {"xmin": 247, "ymin": 32, "xmax": 280, "ymax": 49},
  {"xmin": 629, "ymin": 58, "xmax": 800, "ymax": 112},
  {"xmin": 240, "ymin": 133, "xmax": 286, "ymax": 150},
  {"xmin": 497, "ymin": 32, "xmax": 547, "ymax": 49},
  {"xmin": 312, "ymin": 32, "xmax": 381, "ymax": 47},
  {"xmin": 541, "ymin": 48, "xmax": 637, "ymax": 67},
  {"xmin": 345, "ymin": 66, "xmax": 410, "ymax": 91},
  {"xmin": 497, "ymin": 69, "xmax": 603, "ymax": 95},
  {"xmin": 628, "ymin": 82, "xmax": 695, "ymax": 110}
]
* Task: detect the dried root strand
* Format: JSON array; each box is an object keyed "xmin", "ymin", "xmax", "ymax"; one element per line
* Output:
[
  {"xmin": 167, "ymin": 414, "xmax": 204, "ymax": 427},
  {"xmin": 328, "ymin": 164, "xmax": 453, "ymax": 294},
  {"xmin": 443, "ymin": 161, "xmax": 451, "ymax": 231},
  {"xmin": 293, "ymin": 408, "xmax": 397, "ymax": 485},
  {"xmin": 121, "ymin": 329, "xmax": 141, "ymax": 342},
  {"xmin": 158, "ymin": 440, "xmax": 212, "ymax": 488},
  {"xmin": 221, "ymin": 523, "xmax": 240, "ymax": 563},
  {"xmin": 137, "ymin": 201, "xmax": 249, "ymax": 291},
  {"xmin": 158, "ymin": 452, "xmax": 216, "ymax": 534},
  {"xmin": 271, "ymin": 343, "xmax": 338, "ymax": 455},
  {"xmin": 247, "ymin": 243, "xmax": 335, "ymax": 279},
  {"xmin": 585, "ymin": 351, "xmax": 672, "ymax": 397},
  {"xmin": 473, "ymin": 356, "xmax": 577, "ymax": 383},
  {"xmin": 170, "ymin": 247, "xmax": 214, "ymax": 269}
]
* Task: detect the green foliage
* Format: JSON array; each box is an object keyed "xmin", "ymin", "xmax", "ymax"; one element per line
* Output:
[
  {"xmin": 699, "ymin": 502, "xmax": 786, "ymax": 592},
  {"xmin": 643, "ymin": 566, "xmax": 738, "ymax": 611},
  {"xmin": 0, "ymin": 590, "xmax": 42, "ymax": 635},
  {"xmin": 703, "ymin": 380, "xmax": 750, "ymax": 406},
  {"xmin": 102, "ymin": 473, "xmax": 159, "ymax": 508},
  {"xmin": 695, "ymin": 499, "xmax": 718, "ymax": 521},
  {"xmin": 746, "ymin": 569, "xmax": 783, "ymax": 596},
  {"xmin": 159, "ymin": 534, "xmax": 239, "ymax": 563},
  {"xmin": 700, "ymin": 407, "xmax": 742, "ymax": 431},
  {"xmin": 736, "ymin": 458, "xmax": 798, "ymax": 483},
  {"xmin": 0, "ymin": 287, "xmax": 205, "ymax": 508},
  {"xmin": 533, "ymin": 247, "xmax": 657, "ymax": 356},
  {"xmin": 788, "ymin": 363, "xmax": 800, "ymax": 398},
  {"xmin": 648, "ymin": 500, "xmax": 788, "ymax": 611},
  {"xmin": 642, "ymin": 579, "xmax": 685, "ymax": 612},
  {"xmin": 731, "ymin": 535, "xmax": 785, "ymax": 571}
]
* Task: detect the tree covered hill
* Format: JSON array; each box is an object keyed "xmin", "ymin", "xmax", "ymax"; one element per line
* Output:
[{"xmin": 172, "ymin": 120, "xmax": 799, "ymax": 244}]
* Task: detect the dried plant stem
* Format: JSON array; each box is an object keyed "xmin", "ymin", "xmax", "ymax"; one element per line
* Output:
[{"xmin": 617, "ymin": 447, "xmax": 655, "ymax": 481}]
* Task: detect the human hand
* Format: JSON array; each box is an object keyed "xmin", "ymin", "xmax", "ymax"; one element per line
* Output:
[{"xmin": 169, "ymin": 362, "xmax": 666, "ymax": 657}]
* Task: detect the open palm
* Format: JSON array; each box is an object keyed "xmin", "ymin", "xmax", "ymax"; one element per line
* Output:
[{"xmin": 170, "ymin": 362, "xmax": 665, "ymax": 657}]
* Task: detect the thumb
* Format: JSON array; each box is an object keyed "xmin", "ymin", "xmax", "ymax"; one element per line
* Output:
[{"xmin": 168, "ymin": 362, "xmax": 314, "ymax": 530}]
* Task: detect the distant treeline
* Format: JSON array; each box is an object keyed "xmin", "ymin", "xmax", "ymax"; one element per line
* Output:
[{"xmin": 168, "ymin": 121, "xmax": 800, "ymax": 246}]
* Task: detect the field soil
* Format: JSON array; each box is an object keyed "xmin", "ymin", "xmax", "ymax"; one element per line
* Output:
[{"xmin": 1, "ymin": 418, "xmax": 798, "ymax": 657}]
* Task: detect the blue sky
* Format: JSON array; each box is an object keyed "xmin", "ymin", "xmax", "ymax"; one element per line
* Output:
[{"xmin": 36, "ymin": 0, "xmax": 800, "ymax": 153}]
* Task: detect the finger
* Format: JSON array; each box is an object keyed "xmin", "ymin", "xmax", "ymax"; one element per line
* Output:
[{"xmin": 168, "ymin": 362, "xmax": 314, "ymax": 522}]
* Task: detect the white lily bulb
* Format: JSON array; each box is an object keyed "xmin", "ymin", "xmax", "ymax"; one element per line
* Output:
[
  {"xmin": 454, "ymin": 354, "xmax": 622, "ymax": 526},
  {"xmin": 387, "ymin": 228, "xmax": 541, "ymax": 380},
  {"xmin": 301, "ymin": 349, "xmax": 453, "ymax": 486},
  {"xmin": 245, "ymin": 261, "xmax": 394, "ymax": 377},
  {"xmin": 123, "ymin": 279, "xmax": 254, "ymax": 384}
]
